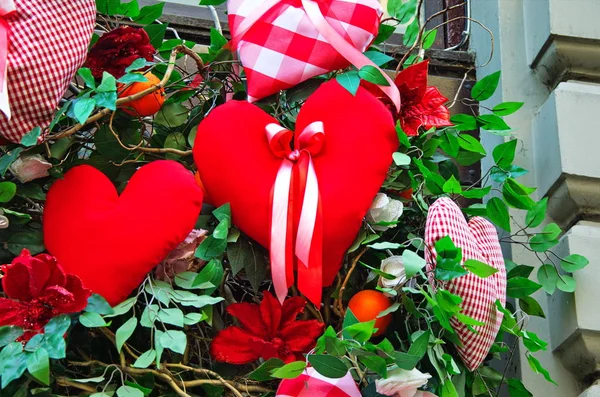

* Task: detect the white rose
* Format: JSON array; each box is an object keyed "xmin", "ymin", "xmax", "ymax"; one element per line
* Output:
[
  {"xmin": 0, "ymin": 209, "xmax": 8, "ymax": 229},
  {"xmin": 9, "ymin": 154, "xmax": 52, "ymax": 183},
  {"xmin": 376, "ymin": 368, "xmax": 432, "ymax": 397},
  {"xmin": 379, "ymin": 256, "xmax": 408, "ymax": 289},
  {"xmin": 367, "ymin": 193, "xmax": 403, "ymax": 231}
]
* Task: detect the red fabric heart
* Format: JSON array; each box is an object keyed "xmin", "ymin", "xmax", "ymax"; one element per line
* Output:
[
  {"xmin": 43, "ymin": 160, "xmax": 204, "ymax": 306},
  {"xmin": 425, "ymin": 197, "xmax": 507, "ymax": 371},
  {"xmin": 194, "ymin": 80, "xmax": 397, "ymax": 301},
  {"xmin": 228, "ymin": 0, "xmax": 382, "ymax": 101}
]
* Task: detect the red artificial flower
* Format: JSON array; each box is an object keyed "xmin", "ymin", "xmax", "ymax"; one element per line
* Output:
[
  {"xmin": 85, "ymin": 26, "xmax": 156, "ymax": 79},
  {"xmin": 210, "ymin": 292, "xmax": 324, "ymax": 364},
  {"xmin": 364, "ymin": 60, "xmax": 452, "ymax": 136},
  {"xmin": 0, "ymin": 249, "xmax": 92, "ymax": 341}
]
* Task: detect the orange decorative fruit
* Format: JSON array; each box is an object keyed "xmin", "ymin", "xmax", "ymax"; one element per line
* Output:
[
  {"xmin": 118, "ymin": 72, "xmax": 165, "ymax": 117},
  {"xmin": 347, "ymin": 290, "xmax": 392, "ymax": 337}
]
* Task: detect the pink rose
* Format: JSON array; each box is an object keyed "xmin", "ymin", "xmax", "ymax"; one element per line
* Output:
[
  {"xmin": 154, "ymin": 229, "xmax": 208, "ymax": 281},
  {"xmin": 376, "ymin": 368, "xmax": 435, "ymax": 397},
  {"xmin": 9, "ymin": 154, "xmax": 52, "ymax": 183}
]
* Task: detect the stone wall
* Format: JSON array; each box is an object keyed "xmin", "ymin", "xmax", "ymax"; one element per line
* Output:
[{"xmin": 471, "ymin": 1, "xmax": 600, "ymax": 396}]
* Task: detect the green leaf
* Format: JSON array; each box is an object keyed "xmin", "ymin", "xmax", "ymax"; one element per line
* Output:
[
  {"xmin": 159, "ymin": 330, "xmax": 187, "ymax": 355},
  {"xmin": 85, "ymin": 294, "xmax": 115, "ymax": 315},
  {"xmin": 492, "ymin": 102, "xmax": 523, "ymax": 116},
  {"xmin": 472, "ymin": 71, "xmax": 501, "ymax": 101},
  {"xmin": 402, "ymin": 250, "xmax": 426, "ymax": 278},
  {"xmin": 155, "ymin": 103, "xmax": 189, "ymax": 128},
  {"xmin": 435, "ymin": 255, "xmax": 467, "ymax": 281},
  {"xmin": 144, "ymin": 23, "xmax": 168, "ymax": 50},
  {"xmin": 519, "ymin": 297, "xmax": 546, "ymax": 318},
  {"xmin": 133, "ymin": 350, "xmax": 156, "ymax": 369},
  {"xmin": 0, "ymin": 148, "xmax": 23, "ymax": 177},
  {"xmin": 503, "ymin": 180, "xmax": 535, "ymax": 210},
  {"xmin": 270, "ymin": 361, "xmax": 306, "ymax": 379},
  {"xmin": 117, "ymin": 385, "xmax": 144, "ymax": 397},
  {"xmin": 492, "ymin": 139, "xmax": 517, "ymax": 169},
  {"xmin": 157, "ymin": 308, "xmax": 184, "ymax": 328},
  {"xmin": 507, "ymin": 264, "xmax": 534, "ymax": 279},
  {"xmin": 209, "ymin": 27, "xmax": 228, "ymax": 51},
  {"xmin": 336, "ymin": 71, "xmax": 360, "ymax": 96},
  {"xmin": 200, "ymin": 0, "xmax": 227, "ymax": 5},
  {"xmin": 403, "ymin": 18, "xmax": 419, "ymax": 46},
  {"xmin": 78, "ymin": 67, "xmax": 96, "ymax": 89},
  {"xmin": 393, "ymin": 352, "xmax": 420, "ymax": 370},
  {"xmin": 358, "ymin": 65, "xmax": 390, "ymax": 86},
  {"xmin": 393, "ymin": 152, "xmax": 411, "ymax": 166},
  {"xmin": 526, "ymin": 353, "xmax": 557, "ymax": 385},
  {"xmin": 389, "ymin": 0, "xmax": 416, "ymax": 23},
  {"xmin": 0, "ymin": 326, "xmax": 23, "ymax": 347},
  {"xmin": 557, "ymin": 274, "xmax": 576, "ymax": 293},
  {"xmin": 507, "ymin": 277, "xmax": 542, "ymax": 298},
  {"xmin": 342, "ymin": 309, "xmax": 360, "ymax": 339},
  {"xmin": 0, "ymin": 342, "xmax": 28, "ymax": 388},
  {"xmin": 537, "ymin": 264, "xmax": 559, "ymax": 294},
  {"xmin": 486, "ymin": 197, "xmax": 511, "ymax": 232},
  {"xmin": 26, "ymin": 348, "xmax": 49, "ymax": 385},
  {"xmin": 118, "ymin": 73, "xmax": 149, "ymax": 84},
  {"xmin": 364, "ymin": 51, "xmax": 394, "ymax": 67},
  {"xmin": 248, "ymin": 358, "xmax": 285, "ymax": 382},
  {"xmin": 451, "ymin": 114, "xmax": 478, "ymax": 131},
  {"xmin": 79, "ymin": 312, "xmax": 110, "ymax": 328},
  {"xmin": 422, "ymin": 29, "xmax": 437, "ymax": 49},
  {"xmin": 0, "ymin": 182, "xmax": 16, "ymax": 203},
  {"xmin": 464, "ymin": 259, "xmax": 499, "ymax": 278},
  {"xmin": 164, "ymin": 132, "xmax": 187, "ymax": 159},
  {"xmin": 97, "ymin": 72, "xmax": 117, "ymax": 93},
  {"xmin": 195, "ymin": 235, "xmax": 227, "ymax": 260},
  {"xmin": 443, "ymin": 175, "xmax": 462, "ymax": 194},
  {"xmin": 213, "ymin": 220, "xmax": 229, "ymax": 240},
  {"xmin": 508, "ymin": 378, "xmax": 533, "ymax": 397},
  {"xmin": 560, "ymin": 254, "xmax": 589, "ymax": 272},
  {"xmin": 374, "ymin": 24, "xmax": 396, "ymax": 45},
  {"xmin": 457, "ymin": 133, "xmax": 486, "ymax": 153},
  {"xmin": 396, "ymin": 122, "xmax": 411, "ymax": 148},
  {"xmin": 183, "ymin": 312, "xmax": 207, "ymax": 325},
  {"xmin": 344, "ymin": 321, "xmax": 376, "ymax": 343},
  {"xmin": 119, "ymin": 0, "xmax": 140, "ymax": 17},
  {"xmin": 455, "ymin": 313, "xmax": 485, "ymax": 327},
  {"xmin": 226, "ymin": 236, "xmax": 267, "ymax": 293},
  {"xmin": 73, "ymin": 96, "xmax": 96, "ymax": 124},
  {"xmin": 44, "ymin": 315, "xmax": 71, "ymax": 336},
  {"xmin": 116, "ymin": 317, "xmax": 137, "ymax": 353},
  {"xmin": 95, "ymin": 91, "xmax": 118, "ymax": 111},
  {"xmin": 368, "ymin": 241, "xmax": 401, "ymax": 250},
  {"xmin": 307, "ymin": 355, "xmax": 348, "ymax": 379},
  {"xmin": 478, "ymin": 114, "xmax": 511, "ymax": 131},
  {"xmin": 358, "ymin": 354, "xmax": 387, "ymax": 377},
  {"xmin": 436, "ymin": 289, "xmax": 462, "ymax": 314},
  {"xmin": 133, "ymin": 2, "xmax": 164, "ymax": 24},
  {"xmin": 525, "ymin": 198, "xmax": 548, "ymax": 228},
  {"xmin": 442, "ymin": 380, "xmax": 459, "ymax": 397},
  {"xmin": 106, "ymin": 297, "xmax": 137, "ymax": 318},
  {"xmin": 408, "ymin": 330, "xmax": 430, "ymax": 359},
  {"xmin": 461, "ymin": 186, "xmax": 491, "ymax": 199},
  {"xmin": 20, "ymin": 127, "xmax": 42, "ymax": 147},
  {"xmin": 529, "ymin": 223, "xmax": 561, "ymax": 252}
]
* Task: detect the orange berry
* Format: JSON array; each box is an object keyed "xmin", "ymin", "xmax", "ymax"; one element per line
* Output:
[
  {"xmin": 118, "ymin": 72, "xmax": 165, "ymax": 117},
  {"xmin": 398, "ymin": 188, "xmax": 413, "ymax": 200},
  {"xmin": 347, "ymin": 290, "xmax": 392, "ymax": 337}
]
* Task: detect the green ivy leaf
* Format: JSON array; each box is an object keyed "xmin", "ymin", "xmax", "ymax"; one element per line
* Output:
[
  {"xmin": 336, "ymin": 71, "xmax": 360, "ymax": 96},
  {"xmin": 133, "ymin": 350, "xmax": 157, "ymax": 369},
  {"xmin": 0, "ymin": 342, "xmax": 28, "ymax": 388},
  {"xmin": 270, "ymin": 361, "xmax": 306, "ymax": 379},
  {"xmin": 519, "ymin": 297, "xmax": 546, "ymax": 318},
  {"xmin": 344, "ymin": 321, "xmax": 376, "ymax": 343},
  {"xmin": 85, "ymin": 294, "xmax": 115, "ymax": 315},
  {"xmin": 44, "ymin": 315, "xmax": 71, "ymax": 336},
  {"xmin": 0, "ymin": 326, "xmax": 23, "ymax": 347},
  {"xmin": 133, "ymin": 3, "xmax": 164, "ymax": 25},
  {"xmin": 119, "ymin": 0, "xmax": 140, "ymax": 17},
  {"xmin": 144, "ymin": 23, "xmax": 168, "ymax": 50},
  {"xmin": 358, "ymin": 354, "xmax": 387, "ymax": 377},
  {"xmin": 472, "ymin": 71, "xmax": 501, "ymax": 101},
  {"xmin": 492, "ymin": 102, "xmax": 524, "ymax": 116},
  {"xmin": 78, "ymin": 67, "xmax": 96, "ymax": 89},
  {"xmin": 557, "ymin": 274, "xmax": 576, "ymax": 293},
  {"xmin": 486, "ymin": 197, "xmax": 511, "ymax": 232},
  {"xmin": 248, "ymin": 358, "xmax": 285, "ymax": 381},
  {"xmin": 461, "ymin": 186, "xmax": 491, "ymax": 199},
  {"xmin": 560, "ymin": 254, "xmax": 589, "ymax": 272},
  {"xmin": 402, "ymin": 250, "xmax": 426, "ymax": 278},
  {"xmin": 507, "ymin": 277, "xmax": 542, "ymax": 298},
  {"xmin": 73, "ymin": 96, "xmax": 96, "ymax": 125},
  {"xmin": 464, "ymin": 259, "xmax": 499, "ymax": 278},
  {"xmin": 443, "ymin": 175, "xmax": 462, "ymax": 194},
  {"xmin": 492, "ymin": 139, "xmax": 517, "ymax": 169},
  {"xmin": 393, "ymin": 351, "xmax": 420, "ymax": 370},
  {"xmin": 20, "ymin": 127, "xmax": 42, "ymax": 147},
  {"xmin": 436, "ymin": 289, "xmax": 462, "ymax": 314},
  {"xmin": 537, "ymin": 264, "xmax": 559, "ymax": 294},
  {"xmin": 307, "ymin": 355, "xmax": 348, "ymax": 379},
  {"xmin": 373, "ymin": 24, "xmax": 396, "ymax": 45},
  {"xmin": 155, "ymin": 103, "xmax": 189, "ymax": 128},
  {"xmin": 26, "ymin": 348, "xmax": 49, "ymax": 385},
  {"xmin": 525, "ymin": 198, "xmax": 548, "ymax": 228},
  {"xmin": 526, "ymin": 353, "xmax": 557, "ymax": 385},
  {"xmin": 195, "ymin": 236, "xmax": 227, "ymax": 260},
  {"xmin": 96, "ymin": 72, "xmax": 117, "ymax": 93},
  {"xmin": 358, "ymin": 65, "xmax": 390, "ymax": 86}
]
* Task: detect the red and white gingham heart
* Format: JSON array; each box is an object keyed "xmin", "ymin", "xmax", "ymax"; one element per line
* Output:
[
  {"xmin": 228, "ymin": 0, "xmax": 382, "ymax": 102},
  {"xmin": 0, "ymin": 0, "xmax": 96, "ymax": 143},
  {"xmin": 425, "ymin": 197, "xmax": 507, "ymax": 371}
]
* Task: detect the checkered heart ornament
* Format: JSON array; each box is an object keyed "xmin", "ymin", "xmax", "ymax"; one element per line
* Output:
[
  {"xmin": 425, "ymin": 197, "xmax": 507, "ymax": 371},
  {"xmin": 0, "ymin": 0, "xmax": 96, "ymax": 143},
  {"xmin": 227, "ymin": 0, "xmax": 400, "ymax": 108}
]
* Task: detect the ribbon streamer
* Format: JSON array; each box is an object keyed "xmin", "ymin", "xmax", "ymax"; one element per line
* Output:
[
  {"xmin": 0, "ymin": 0, "xmax": 15, "ymax": 119},
  {"xmin": 232, "ymin": 0, "xmax": 401, "ymax": 111},
  {"xmin": 267, "ymin": 121, "xmax": 324, "ymax": 305}
]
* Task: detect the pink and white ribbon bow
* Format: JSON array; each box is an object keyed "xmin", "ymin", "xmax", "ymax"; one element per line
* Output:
[
  {"xmin": 232, "ymin": 0, "xmax": 401, "ymax": 112},
  {"xmin": 266, "ymin": 121, "xmax": 325, "ymax": 305},
  {"xmin": 0, "ymin": 0, "xmax": 15, "ymax": 119}
]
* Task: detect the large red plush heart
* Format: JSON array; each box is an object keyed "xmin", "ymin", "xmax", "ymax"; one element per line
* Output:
[
  {"xmin": 228, "ymin": 0, "xmax": 382, "ymax": 101},
  {"xmin": 425, "ymin": 197, "xmax": 507, "ymax": 371},
  {"xmin": 43, "ymin": 160, "xmax": 204, "ymax": 306},
  {"xmin": 194, "ymin": 80, "xmax": 397, "ymax": 294}
]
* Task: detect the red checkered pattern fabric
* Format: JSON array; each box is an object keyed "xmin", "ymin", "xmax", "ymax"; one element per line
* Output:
[
  {"xmin": 0, "ymin": 0, "xmax": 96, "ymax": 143},
  {"xmin": 425, "ymin": 197, "xmax": 507, "ymax": 371},
  {"xmin": 228, "ymin": 0, "xmax": 382, "ymax": 101},
  {"xmin": 276, "ymin": 368, "xmax": 361, "ymax": 397}
]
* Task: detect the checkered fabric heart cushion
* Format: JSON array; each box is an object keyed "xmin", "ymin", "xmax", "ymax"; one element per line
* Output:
[
  {"xmin": 228, "ymin": 0, "xmax": 382, "ymax": 102},
  {"xmin": 0, "ymin": 0, "xmax": 96, "ymax": 143},
  {"xmin": 276, "ymin": 367, "xmax": 361, "ymax": 397},
  {"xmin": 425, "ymin": 197, "xmax": 507, "ymax": 371}
]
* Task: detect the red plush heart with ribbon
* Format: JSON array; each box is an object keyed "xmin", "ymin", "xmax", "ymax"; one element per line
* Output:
[
  {"xmin": 425, "ymin": 197, "xmax": 507, "ymax": 371},
  {"xmin": 228, "ymin": 0, "xmax": 392, "ymax": 102},
  {"xmin": 194, "ymin": 80, "xmax": 397, "ymax": 304},
  {"xmin": 0, "ymin": 0, "xmax": 96, "ymax": 143},
  {"xmin": 43, "ymin": 160, "xmax": 204, "ymax": 306}
]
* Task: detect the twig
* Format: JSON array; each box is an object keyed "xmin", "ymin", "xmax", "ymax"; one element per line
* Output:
[
  {"xmin": 56, "ymin": 377, "xmax": 97, "ymax": 393},
  {"xmin": 335, "ymin": 247, "xmax": 368, "ymax": 316}
]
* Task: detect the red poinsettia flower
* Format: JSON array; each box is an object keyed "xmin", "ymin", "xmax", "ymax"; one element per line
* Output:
[
  {"xmin": 0, "ymin": 249, "xmax": 92, "ymax": 341},
  {"xmin": 364, "ymin": 60, "xmax": 452, "ymax": 136},
  {"xmin": 210, "ymin": 292, "xmax": 324, "ymax": 364},
  {"xmin": 85, "ymin": 26, "xmax": 156, "ymax": 79}
]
